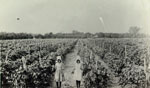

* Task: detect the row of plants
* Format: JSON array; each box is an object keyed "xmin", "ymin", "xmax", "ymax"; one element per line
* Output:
[{"xmin": 0, "ymin": 39, "xmax": 77, "ymax": 88}]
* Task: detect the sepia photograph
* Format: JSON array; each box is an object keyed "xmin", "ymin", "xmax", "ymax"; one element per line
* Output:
[{"xmin": 0, "ymin": 0, "xmax": 150, "ymax": 88}]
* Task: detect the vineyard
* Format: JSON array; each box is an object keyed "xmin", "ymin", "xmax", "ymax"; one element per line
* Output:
[{"xmin": 0, "ymin": 38, "xmax": 150, "ymax": 88}]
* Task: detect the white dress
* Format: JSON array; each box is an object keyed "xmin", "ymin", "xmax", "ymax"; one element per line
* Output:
[
  {"xmin": 74, "ymin": 63, "xmax": 83, "ymax": 81},
  {"xmin": 54, "ymin": 63, "xmax": 64, "ymax": 82}
]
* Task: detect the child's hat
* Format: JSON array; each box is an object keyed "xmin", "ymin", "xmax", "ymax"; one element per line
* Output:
[
  {"xmin": 57, "ymin": 56, "xmax": 61, "ymax": 61},
  {"xmin": 76, "ymin": 55, "xmax": 81, "ymax": 61}
]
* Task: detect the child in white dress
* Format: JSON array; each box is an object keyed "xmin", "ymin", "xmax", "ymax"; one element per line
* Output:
[
  {"xmin": 54, "ymin": 56, "xmax": 64, "ymax": 88},
  {"xmin": 72, "ymin": 55, "xmax": 83, "ymax": 88}
]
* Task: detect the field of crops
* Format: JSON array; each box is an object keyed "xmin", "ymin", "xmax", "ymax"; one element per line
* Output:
[
  {"xmin": 0, "ymin": 38, "xmax": 150, "ymax": 88},
  {"xmin": 78, "ymin": 38, "xmax": 150, "ymax": 88},
  {"xmin": 0, "ymin": 39, "xmax": 77, "ymax": 88}
]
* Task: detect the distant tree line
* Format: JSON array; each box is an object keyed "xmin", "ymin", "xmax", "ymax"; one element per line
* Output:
[
  {"xmin": 0, "ymin": 26, "xmax": 149, "ymax": 40},
  {"xmin": 0, "ymin": 32, "xmax": 33, "ymax": 40},
  {"xmin": 0, "ymin": 32, "xmax": 149, "ymax": 40}
]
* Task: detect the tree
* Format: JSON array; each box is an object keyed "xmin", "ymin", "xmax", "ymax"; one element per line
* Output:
[
  {"xmin": 129, "ymin": 26, "xmax": 141, "ymax": 34},
  {"xmin": 129, "ymin": 26, "xmax": 141, "ymax": 37},
  {"xmin": 44, "ymin": 32, "xmax": 53, "ymax": 38},
  {"xmin": 35, "ymin": 34, "xmax": 44, "ymax": 39},
  {"xmin": 84, "ymin": 32, "xmax": 93, "ymax": 38}
]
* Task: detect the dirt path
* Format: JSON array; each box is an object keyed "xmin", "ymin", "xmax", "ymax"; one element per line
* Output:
[
  {"xmin": 62, "ymin": 44, "xmax": 79, "ymax": 88},
  {"xmin": 51, "ymin": 43, "xmax": 79, "ymax": 88}
]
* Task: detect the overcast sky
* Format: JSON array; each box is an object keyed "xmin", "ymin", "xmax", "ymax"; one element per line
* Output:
[{"xmin": 0, "ymin": 0, "xmax": 150, "ymax": 34}]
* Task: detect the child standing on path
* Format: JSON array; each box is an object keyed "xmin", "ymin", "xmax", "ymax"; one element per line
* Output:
[
  {"xmin": 54, "ymin": 56, "xmax": 65, "ymax": 88},
  {"xmin": 72, "ymin": 55, "xmax": 83, "ymax": 88}
]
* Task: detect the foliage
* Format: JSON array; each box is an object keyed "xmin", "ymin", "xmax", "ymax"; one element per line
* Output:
[{"xmin": 1, "ymin": 39, "xmax": 77, "ymax": 88}]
